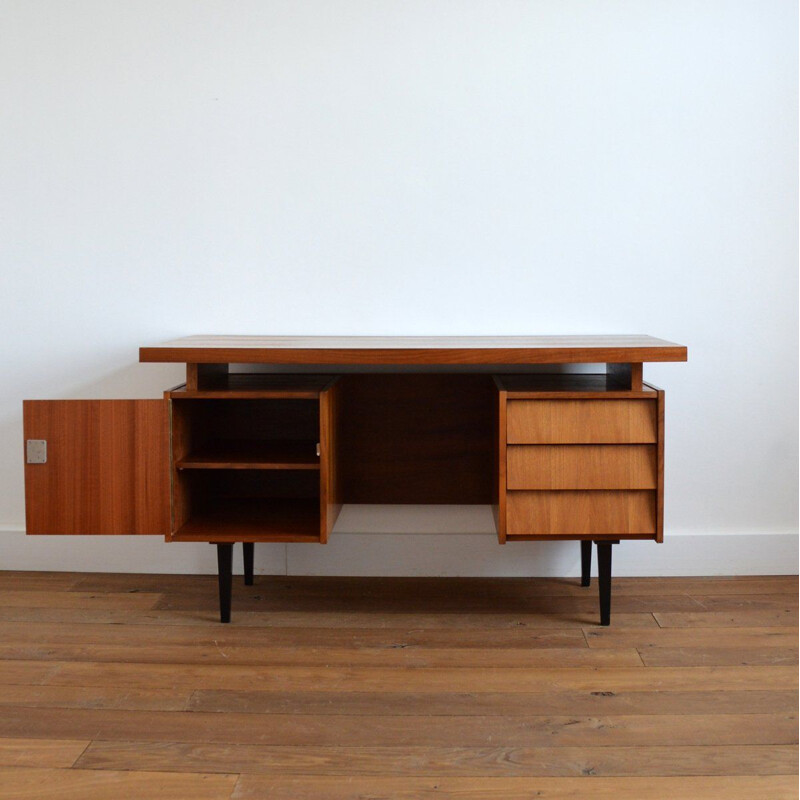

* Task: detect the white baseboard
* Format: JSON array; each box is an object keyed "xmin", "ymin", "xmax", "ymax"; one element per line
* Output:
[{"xmin": 0, "ymin": 506, "xmax": 796, "ymax": 577}]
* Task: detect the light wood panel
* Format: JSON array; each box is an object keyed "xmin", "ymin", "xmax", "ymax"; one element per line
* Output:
[
  {"xmin": 23, "ymin": 400, "xmax": 170, "ymax": 535},
  {"xmin": 507, "ymin": 445, "xmax": 657, "ymax": 490},
  {"xmin": 506, "ymin": 491, "xmax": 657, "ymax": 537},
  {"xmin": 507, "ymin": 399, "xmax": 658, "ymax": 444}
]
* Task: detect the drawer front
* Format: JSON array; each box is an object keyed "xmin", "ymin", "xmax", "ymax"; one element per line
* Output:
[
  {"xmin": 507, "ymin": 445, "xmax": 657, "ymax": 490},
  {"xmin": 506, "ymin": 490, "xmax": 656, "ymax": 536},
  {"xmin": 507, "ymin": 399, "xmax": 657, "ymax": 444}
]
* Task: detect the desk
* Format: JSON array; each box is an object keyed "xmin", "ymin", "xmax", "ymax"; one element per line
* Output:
[{"xmin": 23, "ymin": 335, "xmax": 687, "ymax": 624}]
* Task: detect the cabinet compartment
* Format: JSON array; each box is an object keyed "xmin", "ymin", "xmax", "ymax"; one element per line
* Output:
[
  {"xmin": 172, "ymin": 469, "xmax": 321, "ymax": 542},
  {"xmin": 507, "ymin": 399, "xmax": 657, "ymax": 444},
  {"xmin": 170, "ymin": 379, "xmax": 341, "ymax": 543},
  {"xmin": 172, "ymin": 398, "xmax": 321, "ymax": 469},
  {"xmin": 506, "ymin": 490, "xmax": 657, "ymax": 537},
  {"xmin": 507, "ymin": 445, "xmax": 657, "ymax": 490}
]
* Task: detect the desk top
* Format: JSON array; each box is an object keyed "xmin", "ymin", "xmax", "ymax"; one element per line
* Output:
[{"xmin": 140, "ymin": 335, "xmax": 687, "ymax": 365}]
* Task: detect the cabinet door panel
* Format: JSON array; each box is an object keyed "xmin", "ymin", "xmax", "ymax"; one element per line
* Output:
[{"xmin": 23, "ymin": 400, "xmax": 170, "ymax": 535}]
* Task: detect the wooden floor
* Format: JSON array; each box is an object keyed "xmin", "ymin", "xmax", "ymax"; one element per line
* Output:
[{"xmin": 0, "ymin": 571, "xmax": 796, "ymax": 799}]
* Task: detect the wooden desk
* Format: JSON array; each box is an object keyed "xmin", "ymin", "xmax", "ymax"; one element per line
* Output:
[{"xmin": 23, "ymin": 335, "xmax": 687, "ymax": 624}]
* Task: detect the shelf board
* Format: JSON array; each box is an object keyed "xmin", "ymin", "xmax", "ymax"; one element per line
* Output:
[
  {"xmin": 169, "ymin": 373, "xmax": 336, "ymax": 399},
  {"xmin": 495, "ymin": 374, "xmax": 657, "ymax": 398},
  {"xmin": 172, "ymin": 498, "xmax": 321, "ymax": 543},
  {"xmin": 176, "ymin": 440, "xmax": 320, "ymax": 470}
]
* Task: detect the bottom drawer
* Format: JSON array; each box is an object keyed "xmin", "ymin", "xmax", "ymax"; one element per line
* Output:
[{"xmin": 506, "ymin": 490, "xmax": 656, "ymax": 537}]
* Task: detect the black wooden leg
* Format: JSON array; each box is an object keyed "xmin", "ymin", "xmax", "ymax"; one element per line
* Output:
[
  {"xmin": 580, "ymin": 540, "xmax": 592, "ymax": 587},
  {"xmin": 216, "ymin": 543, "xmax": 233, "ymax": 623},
  {"xmin": 243, "ymin": 542, "xmax": 254, "ymax": 586},
  {"xmin": 596, "ymin": 541, "xmax": 618, "ymax": 626}
]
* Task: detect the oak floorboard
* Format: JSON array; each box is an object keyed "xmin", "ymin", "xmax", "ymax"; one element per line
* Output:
[
  {"xmin": 0, "ymin": 684, "xmax": 192, "ymax": 711},
  {"xmin": 38, "ymin": 661, "xmax": 799, "ymax": 693},
  {"xmin": 0, "ymin": 766, "xmax": 237, "ymax": 800},
  {"xmin": 0, "ymin": 590, "xmax": 162, "ymax": 610},
  {"xmin": 584, "ymin": 626, "xmax": 799, "ymax": 649},
  {"xmin": 654, "ymin": 610, "xmax": 799, "ymax": 628},
  {"xmin": 0, "ymin": 707, "xmax": 794, "ymax": 748},
  {"xmin": 0, "ymin": 607, "xmax": 660, "ymax": 628},
  {"xmin": 0, "ymin": 643, "xmax": 643, "ymax": 669},
  {"xmin": 0, "ymin": 621, "xmax": 589, "ymax": 649},
  {"xmin": 152, "ymin": 592, "xmax": 703, "ymax": 614},
  {"xmin": 0, "ymin": 573, "xmax": 84, "ymax": 592},
  {"xmin": 74, "ymin": 741, "xmax": 799, "ymax": 778},
  {"xmin": 638, "ymin": 647, "xmax": 799, "ymax": 667},
  {"xmin": 67, "ymin": 573, "xmax": 798, "ymax": 598},
  {"xmin": 231, "ymin": 775, "xmax": 799, "ymax": 800},
  {"xmin": 186, "ymin": 688, "xmax": 798, "ymax": 716},
  {"xmin": 0, "ymin": 737, "xmax": 90, "ymax": 768}
]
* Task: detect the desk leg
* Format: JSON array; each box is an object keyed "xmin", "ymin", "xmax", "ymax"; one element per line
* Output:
[
  {"xmin": 580, "ymin": 540, "xmax": 592, "ymax": 587},
  {"xmin": 596, "ymin": 541, "xmax": 619, "ymax": 626},
  {"xmin": 216, "ymin": 543, "xmax": 233, "ymax": 623},
  {"xmin": 243, "ymin": 542, "xmax": 254, "ymax": 586}
]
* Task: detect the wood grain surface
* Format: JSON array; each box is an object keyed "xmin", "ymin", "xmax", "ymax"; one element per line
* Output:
[{"xmin": 0, "ymin": 572, "xmax": 794, "ymax": 800}]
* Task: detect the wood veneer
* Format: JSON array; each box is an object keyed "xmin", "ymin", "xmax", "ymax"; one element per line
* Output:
[
  {"xmin": 506, "ymin": 491, "xmax": 657, "ymax": 537},
  {"xmin": 140, "ymin": 335, "xmax": 688, "ymax": 365},
  {"xmin": 507, "ymin": 399, "xmax": 658, "ymax": 444},
  {"xmin": 23, "ymin": 401, "xmax": 170, "ymax": 536}
]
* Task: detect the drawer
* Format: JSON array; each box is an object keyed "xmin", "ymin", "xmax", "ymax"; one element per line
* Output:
[
  {"xmin": 506, "ymin": 399, "xmax": 657, "ymax": 444},
  {"xmin": 507, "ymin": 445, "xmax": 657, "ymax": 490},
  {"xmin": 506, "ymin": 490, "xmax": 656, "ymax": 536}
]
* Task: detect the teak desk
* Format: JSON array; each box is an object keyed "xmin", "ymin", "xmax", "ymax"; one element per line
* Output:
[{"xmin": 23, "ymin": 335, "xmax": 687, "ymax": 624}]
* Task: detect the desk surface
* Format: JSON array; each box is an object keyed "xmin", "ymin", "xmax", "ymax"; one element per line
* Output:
[{"xmin": 140, "ymin": 335, "xmax": 687, "ymax": 365}]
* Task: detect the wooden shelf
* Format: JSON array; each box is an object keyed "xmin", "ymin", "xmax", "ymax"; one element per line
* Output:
[
  {"xmin": 170, "ymin": 374, "xmax": 336, "ymax": 399},
  {"xmin": 172, "ymin": 499, "xmax": 321, "ymax": 543},
  {"xmin": 176, "ymin": 440, "xmax": 320, "ymax": 470},
  {"xmin": 494, "ymin": 374, "xmax": 657, "ymax": 398}
]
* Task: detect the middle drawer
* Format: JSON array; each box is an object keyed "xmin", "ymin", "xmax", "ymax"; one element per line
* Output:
[{"xmin": 507, "ymin": 444, "xmax": 657, "ymax": 490}]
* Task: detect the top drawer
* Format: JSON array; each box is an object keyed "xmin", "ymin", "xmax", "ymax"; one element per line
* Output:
[{"xmin": 507, "ymin": 399, "xmax": 657, "ymax": 444}]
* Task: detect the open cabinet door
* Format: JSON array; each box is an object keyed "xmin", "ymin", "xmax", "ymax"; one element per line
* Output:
[{"xmin": 23, "ymin": 400, "xmax": 170, "ymax": 535}]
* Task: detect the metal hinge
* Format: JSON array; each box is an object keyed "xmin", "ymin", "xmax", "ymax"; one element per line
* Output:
[{"xmin": 26, "ymin": 440, "xmax": 47, "ymax": 464}]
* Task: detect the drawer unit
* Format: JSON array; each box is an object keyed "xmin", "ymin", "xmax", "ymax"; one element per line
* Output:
[
  {"xmin": 507, "ymin": 399, "xmax": 657, "ymax": 444},
  {"xmin": 507, "ymin": 444, "xmax": 657, "ymax": 490},
  {"xmin": 506, "ymin": 490, "xmax": 657, "ymax": 537},
  {"xmin": 494, "ymin": 378, "xmax": 665, "ymax": 544}
]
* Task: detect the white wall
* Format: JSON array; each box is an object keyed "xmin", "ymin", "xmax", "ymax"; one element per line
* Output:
[{"xmin": 1, "ymin": 0, "xmax": 797, "ymax": 575}]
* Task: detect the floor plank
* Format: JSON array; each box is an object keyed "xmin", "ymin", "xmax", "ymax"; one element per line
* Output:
[
  {"xmin": 0, "ymin": 684, "xmax": 192, "ymax": 711},
  {"xmin": 0, "ymin": 591, "xmax": 163, "ymax": 611},
  {"xmin": 231, "ymin": 775, "xmax": 799, "ymax": 800},
  {"xmin": 654, "ymin": 609, "xmax": 799, "ymax": 628},
  {"xmin": 186, "ymin": 688, "xmax": 798, "ymax": 716},
  {"xmin": 585, "ymin": 626, "xmax": 799, "ymax": 649},
  {"xmin": 0, "ymin": 766, "xmax": 237, "ymax": 800},
  {"xmin": 75, "ymin": 741, "xmax": 799, "ymax": 777},
  {"xmin": 0, "ymin": 707, "xmax": 794, "ymax": 747},
  {"xmin": 0, "ymin": 643, "xmax": 644, "ymax": 668},
  {"xmin": 638, "ymin": 647, "xmax": 798, "ymax": 666},
  {"xmin": 0, "ymin": 621, "xmax": 589, "ymax": 649},
  {"xmin": 37, "ymin": 661, "xmax": 799, "ymax": 692},
  {"xmin": 0, "ymin": 606, "xmax": 660, "ymax": 628},
  {"xmin": 0, "ymin": 738, "xmax": 89, "ymax": 768}
]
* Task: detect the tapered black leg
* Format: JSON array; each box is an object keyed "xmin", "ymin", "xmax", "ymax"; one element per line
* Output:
[
  {"xmin": 596, "ymin": 541, "xmax": 618, "ymax": 626},
  {"xmin": 243, "ymin": 542, "xmax": 254, "ymax": 586},
  {"xmin": 216, "ymin": 543, "xmax": 233, "ymax": 623},
  {"xmin": 581, "ymin": 540, "xmax": 592, "ymax": 587}
]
